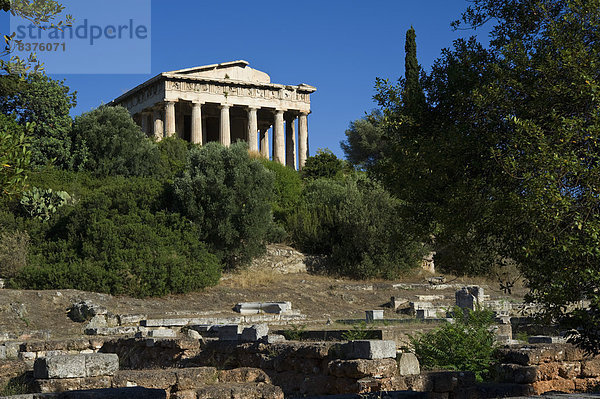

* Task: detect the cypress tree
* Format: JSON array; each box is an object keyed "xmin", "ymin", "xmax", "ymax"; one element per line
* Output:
[{"xmin": 404, "ymin": 26, "xmax": 425, "ymax": 114}]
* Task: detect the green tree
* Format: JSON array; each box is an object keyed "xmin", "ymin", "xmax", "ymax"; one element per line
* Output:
[
  {"xmin": 0, "ymin": 73, "xmax": 78, "ymax": 168},
  {"xmin": 403, "ymin": 26, "xmax": 426, "ymax": 115},
  {"xmin": 301, "ymin": 148, "xmax": 344, "ymax": 180},
  {"xmin": 376, "ymin": 0, "xmax": 600, "ymax": 351},
  {"xmin": 340, "ymin": 110, "xmax": 387, "ymax": 171},
  {"xmin": 0, "ymin": 114, "xmax": 31, "ymax": 198},
  {"xmin": 258, "ymin": 157, "xmax": 302, "ymax": 230},
  {"xmin": 70, "ymin": 106, "xmax": 161, "ymax": 177},
  {"xmin": 290, "ymin": 175, "xmax": 426, "ymax": 279},
  {"xmin": 172, "ymin": 142, "xmax": 276, "ymax": 268}
]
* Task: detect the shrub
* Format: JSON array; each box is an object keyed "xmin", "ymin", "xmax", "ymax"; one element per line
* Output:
[
  {"xmin": 156, "ymin": 136, "xmax": 190, "ymax": 179},
  {"xmin": 0, "ymin": 73, "xmax": 79, "ymax": 168},
  {"xmin": 20, "ymin": 187, "xmax": 72, "ymax": 221},
  {"xmin": 301, "ymin": 148, "xmax": 344, "ymax": 180},
  {"xmin": 0, "ymin": 114, "xmax": 31, "ymax": 198},
  {"xmin": 0, "ymin": 229, "xmax": 29, "ymax": 279},
  {"xmin": 13, "ymin": 177, "xmax": 221, "ymax": 297},
  {"xmin": 70, "ymin": 106, "xmax": 160, "ymax": 177},
  {"xmin": 172, "ymin": 142, "xmax": 276, "ymax": 268},
  {"xmin": 258, "ymin": 157, "xmax": 302, "ymax": 230},
  {"xmin": 410, "ymin": 307, "xmax": 497, "ymax": 381},
  {"xmin": 290, "ymin": 176, "xmax": 426, "ymax": 279}
]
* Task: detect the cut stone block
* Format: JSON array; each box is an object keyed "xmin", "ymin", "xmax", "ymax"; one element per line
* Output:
[
  {"xmin": 397, "ymin": 352, "xmax": 420, "ymax": 375},
  {"xmin": 34, "ymin": 354, "xmax": 86, "ymax": 379},
  {"xmin": 365, "ymin": 310, "xmax": 384, "ymax": 323},
  {"xmin": 416, "ymin": 308, "xmax": 439, "ymax": 319},
  {"xmin": 455, "ymin": 285, "xmax": 485, "ymax": 310},
  {"xmin": 528, "ymin": 335, "xmax": 565, "ymax": 344},
  {"xmin": 240, "ymin": 324, "xmax": 269, "ymax": 342},
  {"xmin": 233, "ymin": 302, "xmax": 292, "ymax": 315},
  {"xmin": 84, "ymin": 353, "xmax": 119, "ymax": 377},
  {"xmin": 69, "ymin": 301, "xmax": 108, "ymax": 322},
  {"xmin": 346, "ymin": 340, "xmax": 396, "ymax": 359},
  {"xmin": 147, "ymin": 329, "xmax": 177, "ymax": 338},
  {"xmin": 118, "ymin": 314, "xmax": 147, "ymax": 325},
  {"xmin": 416, "ymin": 295, "xmax": 444, "ymax": 301},
  {"xmin": 217, "ymin": 325, "xmax": 241, "ymax": 341},
  {"xmin": 34, "ymin": 353, "xmax": 119, "ymax": 379}
]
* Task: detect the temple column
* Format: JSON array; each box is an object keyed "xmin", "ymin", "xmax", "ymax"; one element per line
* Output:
[
  {"xmin": 298, "ymin": 112, "xmax": 309, "ymax": 169},
  {"xmin": 191, "ymin": 101, "xmax": 203, "ymax": 145},
  {"xmin": 247, "ymin": 107, "xmax": 259, "ymax": 152},
  {"xmin": 273, "ymin": 109, "xmax": 285, "ymax": 164},
  {"xmin": 260, "ymin": 126, "xmax": 270, "ymax": 159},
  {"xmin": 153, "ymin": 109, "xmax": 164, "ymax": 141},
  {"xmin": 286, "ymin": 114, "xmax": 297, "ymax": 169},
  {"xmin": 219, "ymin": 104, "xmax": 231, "ymax": 146},
  {"xmin": 165, "ymin": 100, "xmax": 176, "ymax": 137},
  {"xmin": 140, "ymin": 112, "xmax": 149, "ymax": 135}
]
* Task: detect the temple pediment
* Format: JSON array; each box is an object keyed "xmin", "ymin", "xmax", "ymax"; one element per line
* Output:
[{"xmin": 167, "ymin": 60, "xmax": 271, "ymax": 84}]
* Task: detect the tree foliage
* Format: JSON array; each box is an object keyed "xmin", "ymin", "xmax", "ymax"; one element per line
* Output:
[
  {"xmin": 172, "ymin": 142, "xmax": 276, "ymax": 268},
  {"xmin": 70, "ymin": 105, "xmax": 161, "ymax": 177},
  {"xmin": 290, "ymin": 175, "xmax": 426, "ymax": 279},
  {"xmin": 340, "ymin": 110, "xmax": 388, "ymax": 171},
  {"xmin": 0, "ymin": 73, "xmax": 78, "ymax": 168},
  {"xmin": 0, "ymin": 114, "xmax": 31, "ymax": 198},
  {"xmin": 374, "ymin": 0, "xmax": 600, "ymax": 350},
  {"xmin": 301, "ymin": 148, "xmax": 344, "ymax": 180}
]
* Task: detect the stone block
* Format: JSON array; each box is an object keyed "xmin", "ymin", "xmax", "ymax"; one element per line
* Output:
[
  {"xmin": 0, "ymin": 345, "xmax": 5, "ymax": 360},
  {"xmin": 148, "ymin": 329, "xmax": 177, "ymax": 338},
  {"xmin": 217, "ymin": 325, "xmax": 241, "ymax": 341},
  {"xmin": 416, "ymin": 308, "xmax": 439, "ymax": 319},
  {"xmin": 34, "ymin": 354, "xmax": 86, "ymax": 379},
  {"xmin": 118, "ymin": 314, "xmax": 147, "ymax": 325},
  {"xmin": 581, "ymin": 358, "xmax": 600, "ymax": 377},
  {"xmin": 218, "ymin": 367, "xmax": 271, "ymax": 383},
  {"xmin": 328, "ymin": 358, "xmax": 397, "ymax": 379},
  {"xmin": 455, "ymin": 286, "xmax": 484, "ymax": 310},
  {"xmin": 398, "ymin": 352, "xmax": 420, "ymax": 375},
  {"xmin": 85, "ymin": 315, "xmax": 108, "ymax": 330},
  {"xmin": 112, "ymin": 369, "xmax": 177, "ymax": 390},
  {"xmin": 265, "ymin": 334, "xmax": 286, "ymax": 344},
  {"xmin": 35, "ymin": 375, "xmax": 112, "ymax": 393},
  {"xmin": 233, "ymin": 302, "xmax": 292, "ymax": 315},
  {"xmin": 84, "ymin": 353, "xmax": 118, "ymax": 377},
  {"xmin": 5, "ymin": 341, "xmax": 20, "ymax": 359},
  {"xmin": 59, "ymin": 387, "xmax": 167, "ymax": 399},
  {"xmin": 193, "ymin": 383, "xmax": 283, "ymax": 399},
  {"xmin": 69, "ymin": 301, "xmax": 107, "ymax": 322},
  {"xmin": 240, "ymin": 324, "xmax": 269, "ymax": 342},
  {"xmin": 365, "ymin": 310, "xmax": 384, "ymax": 323},
  {"xmin": 175, "ymin": 367, "xmax": 218, "ymax": 390},
  {"xmin": 532, "ymin": 378, "xmax": 575, "ymax": 395},
  {"xmin": 495, "ymin": 363, "xmax": 538, "ymax": 384},
  {"xmin": 345, "ymin": 340, "xmax": 396, "ymax": 359}
]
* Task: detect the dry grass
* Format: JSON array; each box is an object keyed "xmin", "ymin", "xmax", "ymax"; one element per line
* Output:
[
  {"xmin": 0, "ymin": 230, "xmax": 29, "ymax": 279},
  {"xmin": 220, "ymin": 267, "xmax": 284, "ymax": 289}
]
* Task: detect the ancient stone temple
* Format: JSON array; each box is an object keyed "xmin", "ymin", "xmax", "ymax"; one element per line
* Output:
[{"xmin": 111, "ymin": 60, "xmax": 316, "ymax": 169}]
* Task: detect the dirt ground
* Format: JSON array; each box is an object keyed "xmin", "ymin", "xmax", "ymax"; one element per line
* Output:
[{"xmin": 0, "ymin": 245, "xmax": 528, "ymax": 341}]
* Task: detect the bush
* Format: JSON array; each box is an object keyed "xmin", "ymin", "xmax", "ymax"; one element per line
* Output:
[
  {"xmin": 290, "ymin": 176, "xmax": 426, "ymax": 279},
  {"xmin": 156, "ymin": 136, "xmax": 190, "ymax": 179},
  {"xmin": 20, "ymin": 187, "xmax": 73, "ymax": 221},
  {"xmin": 301, "ymin": 148, "xmax": 344, "ymax": 180},
  {"xmin": 410, "ymin": 307, "xmax": 497, "ymax": 381},
  {"xmin": 257, "ymin": 158, "xmax": 302, "ymax": 230},
  {"xmin": 12, "ymin": 177, "xmax": 221, "ymax": 297},
  {"xmin": 0, "ymin": 114, "xmax": 31, "ymax": 198},
  {"xmin": 172, "ymin": 142, "xmax": 276, "ymax": 268},
  {"xmin": 0, "ymin": 229, "xmax": 29, "ymax": 279},
  {"xmin": 0, "ymin": 74, "xmax": 79, "ymax": 168},
  {"xmin": 70, "ymin": 106, "xmax": 160, "ymax": 177}
]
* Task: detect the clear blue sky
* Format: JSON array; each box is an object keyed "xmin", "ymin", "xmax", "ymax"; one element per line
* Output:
[{"xmin": 3, "ymin": 1, "xmax": 489, "ymax": 159}]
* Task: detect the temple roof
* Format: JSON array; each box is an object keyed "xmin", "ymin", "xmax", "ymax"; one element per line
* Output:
[{"xmin": 166, "ymin": 60, "xmax": 271, "ymax": 84}]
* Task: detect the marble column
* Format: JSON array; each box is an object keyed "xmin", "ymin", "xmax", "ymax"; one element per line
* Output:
[
  {"xmin": 140, "ymin": 112, "xmax": 149, "ymax": 135},
  {"xmin": 247, "ymin": 107, "xmax": 259, "ymax": 152},
  {"xmin": 219, "ymin": 104, "xmax": 231, "ymax": 146},
  {"xmin": 164, "ymin": 100, "xmax": 176, "ymax": 137},
  {"xmin": 298, "ymin": 112, "xmax": 309, "ymax": 169},
  {"xmin": 285, "ymin": 114, "xmax": 297, "ymax": 169},
  {"xmin": 273, "ymin": 109, "xmax": 285, "ymax": 164},
  {"xmin": 153, "ymin": 109, "xmax": 163, "ymax": 141},
  {"xmin": 260, "ymin": 126, "xmax": 270, "ymax": 159},
  {"xmin": 191, "ymin": 102, "xmax": 203, "ymax": 145}
]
